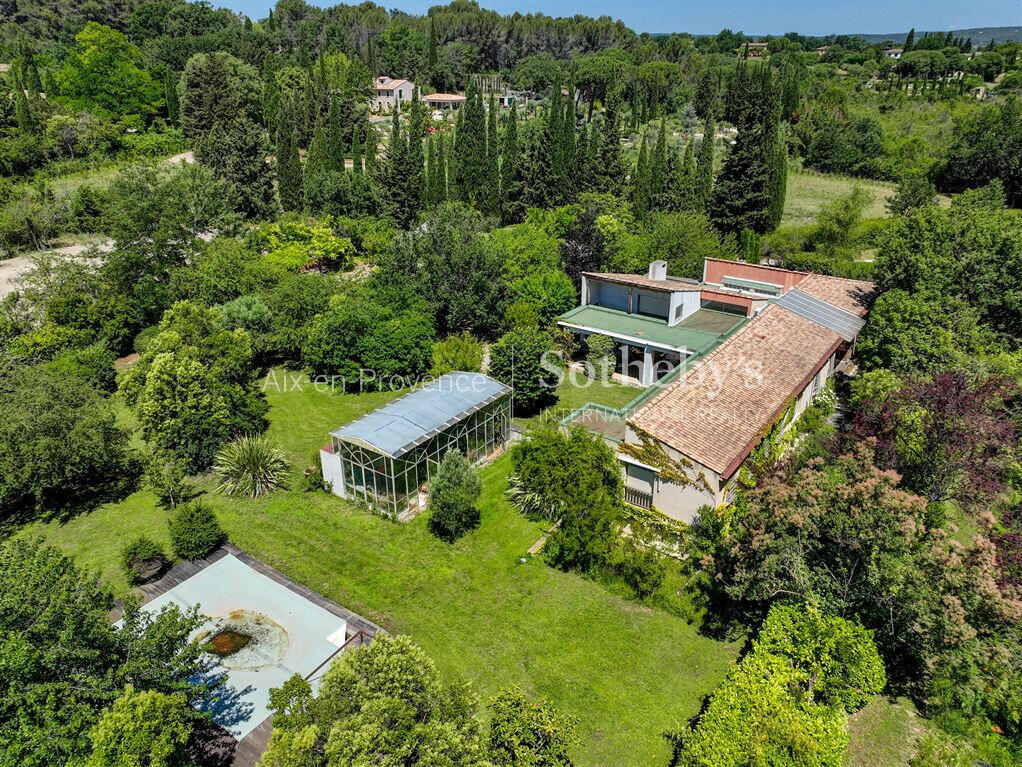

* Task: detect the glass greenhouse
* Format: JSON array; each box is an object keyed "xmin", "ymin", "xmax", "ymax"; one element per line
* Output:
[{"xmin": 321, "ymin": 372, "xmax": 512, "ymax": 519}]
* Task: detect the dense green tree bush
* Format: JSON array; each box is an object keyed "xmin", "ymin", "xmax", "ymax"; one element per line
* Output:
[
  {"xmin": 488, "ymin": 688, "xmax": 578, "ymax": 767},
  {"xmin": 0, "ymin": 538, "xmax": 206, "ymax": 766},
  {"xmin": 0, "ymin": 365, "xmax": 135, "ymax": 521},
  {"xmin": 431, "ymin": 332, "xmax": 484, "ymax": 376},
  {"xmin": 666, "ymin": 604, "xmax": 883, "ymax": 767},
  {"xmin": 427, "ymin": 450, "xmax": 483, "ymax": 542},
  {"xmin": 177, "ymin": 51, "xmax": 261, "ymax": 139},
  {"xmin": 488, "ymin": 328, "xmax": 559, "ymax": 415},
  {"xmin": 261, "ymin": 635, "xmax": 490, "ymax": 767},
  {"xmin": 85, "ymin": 686, "xmax": 194, "ymax": 767},
  {"xmin": 120, "ymin": 536, "xmax": 169, "ymax": 585},
  {"xmin": 120, "ymin": 301, "xmax": 267, "ymax": 469},
  {"xmin": 168, "ymin": 501, "xmax": 225, "ymax": 560}
]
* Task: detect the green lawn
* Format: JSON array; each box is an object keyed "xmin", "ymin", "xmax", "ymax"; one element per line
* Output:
[
  {"xmin": 782, "ymin": 169, "xmax": 897, "ymax": 228},
  {"xmin": 514, "ymin": 373, "xmax": 640, "ymax": 431},
  {"xmin": 848, "ymin": 696, "xmax": 927, "ymax": 767},
  {"xmin": 21, "ymin": 372, "xmax": 739, "ymax": 767}
]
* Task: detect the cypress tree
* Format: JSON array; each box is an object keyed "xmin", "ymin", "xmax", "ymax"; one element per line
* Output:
[
  {"xmin": 695, "ymin": 116, "xmax": 715, "ymax": 209},
  {"xmin": 631, "ymin": 133, "xmax": 650, "ymax": 217},
  {"xmin": 649, "ymin": 119, "xmax": 669, "ymax": 210},
  {"xmin": 23, "ymin": 50, "xmax": 42, "ymax": 93},
  {"xmin": 483, "ymin": 92, "xmax": 499, "ymax": 215},
  {"xmin": 571, "ymin": 124, "xmax": 593, "ymax": 195},
  {"xmin": 501, "ymin": 104, "xmax": 525, "ymax": 224},
  {"xmin": 437, "ymin": 131, "xmax": 448, "ymax": 203},
  {"xmin": 13, "ymin": 73, "xmax": 36, "ymax": 133},
  {"xmin": 351, "ymin": 125, "xmax": 363, "ymax": 175},
  {"xmin": 448, "ymin": 104, "xmax": 465, "ymax": 201},
  {"xmin": 904, "ymin": 28, "xmax": 915, "ymax": 52},
  {"xmin": 327, "ymin": 96, "xmax": 344, "ymax": 172},
  {"xmin": 405, "ymin": 91, "xmax": 425, "ymax": 216},
  {"xmin": 708, "ymin": 121, "xmax": 772, "ymax": 236},
  {"xmin": 262, "ymin": 52, "xmax": 280, "ymax": 129},
  {"xmin": 424, "ymin": 134, "xmax": 439, "ymax": 208},
  {"xmin": 305, "ymin": 111, "xmax": 330, "ymax": 180},
  {"xmin": 595, "ymin": 98, "xmax": 625, "ymax": 195},
  {"xmin": 669, "ymin": 140, "xmax": 697, "ymax": 212},
  {"xmin": 694, "ymin": 68, "xmax": 718, "ymax": 120},
  {"xmin": 276, "ymin": 101, "xmax": 303, "ymax": 212},
  {"xmin": 455, "ymin": 79, "xmax": 486, "ymax": 207},
  {"xmin": 301, "ymin": 71, "xmax": 318, "ymax": 146},
  {"xmin": 427, "ymin": 17, "xmax": 438, "ymax": 89},
  {"xmin": 164, "ymin": 69, "xmax": 179, "ymax": 125}
]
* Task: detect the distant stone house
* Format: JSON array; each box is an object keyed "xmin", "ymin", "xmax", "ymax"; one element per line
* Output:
[
  {"xmin": 372, "ymin": 76, "xmax": 417, "ymax": 112},
  {"xmin": 424, "ymin": 92, "xmax": 466, "ymax": 111},
  {"xmin": 884, "ymin": 47, "xmax": 904, "ymax": 59},
  {"xmin": 738, "ymin": 42, "xmax": 769, "ymax": 58}
]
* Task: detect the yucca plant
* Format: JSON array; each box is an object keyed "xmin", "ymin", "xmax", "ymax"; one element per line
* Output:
[{"xmin": 214, "ymin": 435, "xmax": 290, "ymax": 498}]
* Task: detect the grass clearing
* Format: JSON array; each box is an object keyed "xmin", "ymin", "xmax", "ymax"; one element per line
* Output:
[
  {"xmin": 21, "ymin": 371, "xmax": 739, "ymax": 767},
  {"xmin": 848, "ymin": 696, "xmax": 927, "ymax": 767},
  {"xmin": 782, "ymin": 170, "xmax": 897, "ymax": 227},
  {"xmin": 514, "ymin": 373, "xmax": 640, "ymax": 431}
]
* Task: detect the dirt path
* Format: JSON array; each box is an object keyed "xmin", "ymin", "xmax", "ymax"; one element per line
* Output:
[{"xmin": 0, "ymin": 239, "xmax": 113, "ymax": 299}]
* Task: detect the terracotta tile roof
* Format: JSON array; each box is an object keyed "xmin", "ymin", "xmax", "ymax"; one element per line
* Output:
[
  {"xmin": 584, "ymin": 272, "xmax": 700, "ymax": 293},
  {"xmin": 628, "ymin": 304, "xmax": 844, "ymax": 476},
  {"xmin": 424, "ymin": 93, "xmax": 466, "ymax": 102},
  {"xmin": 375, "ymin": 77, "xmax": 409, "ymax": 91},
  {"xmin": 797, "ymin": 274, "xmax": 878, "ymax": 318}
]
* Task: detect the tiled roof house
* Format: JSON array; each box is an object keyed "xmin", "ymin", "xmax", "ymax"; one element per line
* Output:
[{"xmin": 557, "ymin": 258, "xmax": 877, "ymax": 521}]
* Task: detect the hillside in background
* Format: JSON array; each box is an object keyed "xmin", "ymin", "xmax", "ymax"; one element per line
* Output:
[{"xmin": 854, "ymin": 25, "xmax": 1022, "ymax": 46}]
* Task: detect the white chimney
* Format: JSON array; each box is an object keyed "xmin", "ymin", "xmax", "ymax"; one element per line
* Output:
[{"xmin": 648, "ymin": 260, "xmax": 667, "ymax": 281}]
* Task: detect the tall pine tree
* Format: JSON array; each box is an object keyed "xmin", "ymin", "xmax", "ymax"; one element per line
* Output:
[
  {"xmin": 631, "ymin": 133, "xmax": 651, "ymax": 218},
  {"xmin": 483, "ymin": 92, "xmax": 500, "ymax": 215}
]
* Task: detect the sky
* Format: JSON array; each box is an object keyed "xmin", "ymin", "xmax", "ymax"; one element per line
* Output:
[{"xmin": 219, "ymin": 0, "xmax": 1022, "ymax": 36}]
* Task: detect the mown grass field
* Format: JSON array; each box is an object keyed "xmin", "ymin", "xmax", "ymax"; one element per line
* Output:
[
  {"xmin": 21, "ymin": 372, "xmax": 740, "ymax": 767},
  {"xmin": 848, "ymin": 697, "xmax": 927, "ymax": 767},
  {"xmin": 782, "ymin": 169, "xmax": 897, "ymax": 227}
]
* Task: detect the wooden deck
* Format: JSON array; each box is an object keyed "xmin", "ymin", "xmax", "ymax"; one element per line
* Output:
[{"xmin": 111, "ymin": 543, "xmax": 384, "ymax": 767}]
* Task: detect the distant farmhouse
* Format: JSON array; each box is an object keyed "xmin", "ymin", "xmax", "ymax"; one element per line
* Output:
[
  {"xmin": 424, "ymin": 92, "xmax": 466, "ymax": 111},
  {"xmin": 372, "ymin": 76, "xmax": 417, "ymax": 112},
  {"xmin": 738, "ymin": 41, "xmax": 769, "ymax": 57},
  {"xmin": 884, "ymin": 47, "xmax": 904, "ymax": 59},
  {"xmin": 557, "ymin": 258, "xmax": 876, "ymax": 522}
]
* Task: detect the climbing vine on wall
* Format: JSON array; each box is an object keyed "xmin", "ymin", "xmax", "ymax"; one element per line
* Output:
[{"xmin": 620, "ymin": 426, "xmax": 713, "ymax": 494}]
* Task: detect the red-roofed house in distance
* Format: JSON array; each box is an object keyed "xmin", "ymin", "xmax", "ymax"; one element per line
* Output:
[{"xmin": 372, "ymin": 76, "xmax": 417, "ymax": 112}]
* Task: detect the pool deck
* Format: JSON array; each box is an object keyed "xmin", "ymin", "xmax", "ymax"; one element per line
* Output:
[{"xmin": 111, "ymin": 543, "xmax": 383, "ymax": 767}]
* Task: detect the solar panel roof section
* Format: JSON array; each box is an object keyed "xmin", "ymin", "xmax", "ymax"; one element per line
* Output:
[
  {"xmin": 331, "ymin": 372, "xmax": 511, "ymax": 457},
  {"xmin": 774, "ymin": 288, "xmax": 866, "ymax": 341}
]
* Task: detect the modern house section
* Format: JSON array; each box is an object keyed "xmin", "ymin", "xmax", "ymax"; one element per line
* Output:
[
  {"xmin": 559, "ymin": 258, "xmax": 877, "ymax": 523},
  {"xmin": 557, "ymin": 260, "xmax": 761, "ymax": 386},
  {"xmin": 320, "ymin": 372, "xmax": 511, "ymax": 520}
]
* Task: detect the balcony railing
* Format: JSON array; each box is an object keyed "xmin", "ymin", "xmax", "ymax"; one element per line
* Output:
[{"xmin": 624, "ymin": 486, "xmax": 653, "ymax": 511}]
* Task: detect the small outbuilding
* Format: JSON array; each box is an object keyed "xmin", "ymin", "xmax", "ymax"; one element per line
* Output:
[{"xmin": 321, "ymin": 372, "xmax": 512, "ymax": 519}]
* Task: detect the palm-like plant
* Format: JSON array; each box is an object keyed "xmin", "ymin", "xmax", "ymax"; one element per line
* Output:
[{"xmin": 214, "ymin": 435, "xmax": 290, "ymax": 498}]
